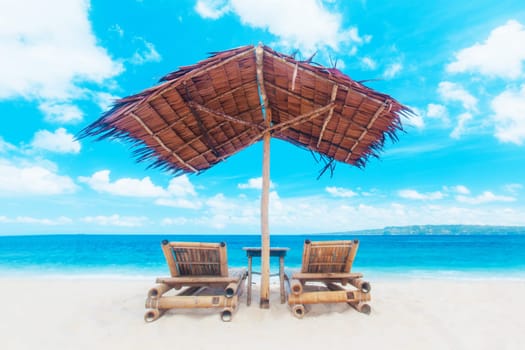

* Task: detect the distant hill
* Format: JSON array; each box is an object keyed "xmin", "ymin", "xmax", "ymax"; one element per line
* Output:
[{"xmin": 338, "ymin": 225, "xmax": 525, "ymax": 235}]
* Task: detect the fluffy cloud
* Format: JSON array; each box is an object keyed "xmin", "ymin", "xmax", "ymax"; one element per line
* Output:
[
  {"xmin": 398, "ymin": 189, "xmax": 444, "ymax": 200},
  {"xmin": 238, "ymin": 177, "xmax": 275, "ymax": 190},
  {"xmin": 31, "ymin": 128, "xmax": 81, "ymax": 154},
  {"xmin": 449, "ymin": 185, "xmax": 470, "ymax": 195},
  {"xmin": 78, "ymin": 170, "xmax": 167, "ymax": 197},
  {"xmin": 491, "ymin": 84, "xmax": 525, "ymax": 145},
  {"xmin": 81, "ymin": 214, "xmax": 148, "ymax": 227},
  {"xmin": 361, "ymin": 57, "xmax": 377, "ymax": 70},
  {"xmin": 456, "ymin": 191, "xmax": 515, "ymax": 205},
  {"xmin": 0, "ymin": 215, "xmax": 72, "ymax": 225},
  {"xmin": 383, "ymin": 62, "xmax": 403, "ymax": 79},
  {"xmin": 195, "ymin": 0, "xmax": 366, "ymax": 53},
  {"xmin": 450, "ymin": 112, "xmax": 473, "ymax": 139},
  {"xmin": 0, "ymin": 159, "xmax": 77, "ymax": 196},
  {"xmin": 447, "ymin": 20, "xmax": 525, "ymax": 79},
  {"xmin": 130, "ymin": 38, "xmax": 162, "ymax": 65},
  {"xmin": 0, "ymin": 137, "xmax": 17, "ymax": 153},
  {"xmin": 326, "ymin": 186, "xmax": 358, "ymax": 198},
  {"xmin": 437, "ymin": 82, "xmax": 478, "ymax": 112},
  {"xmin": 504, "ymin": 184, "xmax": 523, "ymax": 194},
  {"xmin": 155, "ymin": 198, "xmax": 202, "ymax": 209},
  {"xmin": 38, "ymin": 101, "xmax": 84, "ymax": 124},
  {"xmin": 0, "ymin": 0, "xmax": 123, "ymax": 101},
  {"xmin": 167, "ymin": 175, "xmax": 198, "ymax": 196},
  {"xmin": 79, "ymin": 171, "xmax": 202, "ymax": 209},
  {"xmin": 404, "ymin": 106, "xmax": 425, "ymax": 129},
  {"xmin": 426, "ymin": 103, "xmax": 449, "ymax": 124}
]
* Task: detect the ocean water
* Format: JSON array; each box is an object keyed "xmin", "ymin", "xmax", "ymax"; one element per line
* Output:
[{"xmin": 1, "ymin": 234, "xmax": 525, "ymax": 279}]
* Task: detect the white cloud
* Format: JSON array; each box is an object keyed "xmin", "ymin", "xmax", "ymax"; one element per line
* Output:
[
  {"xmin": 361, "ymin": 57, "xmax": 377, "ymax": 70},
  {"xmin": 195, "ymin": 0, "xmax": 366, "ymax": 53},
  {"xmin": 0, "ymin": 215, "xmax": 72, "ymax": 225},
  {"xmin": 167, "ymin": 175, "xmax": 198, "ymax": 196},
  {"xmin": 456, "ymin": 191, "xmax": 515, "ymax": 205},
  {"xmin": 38, "ymin": 101, "xmax": 84, "ymax": 124},
  {"xmin": 383, "ymin": 62, "xmax": 402, "ymax": 79},
  {"xmin": 491, "ymin": 84, "xmax": 525, "ymax": 145},
  {"xmin": 0, "ymin": 0, "xmax": 123, "ymax": 101},
  {"xmin": 447, "ymin": 20, "xmax": 525, "ymax": 79},
  {"xmin": 504, "ymin": 184, "xmax": 523, "ymax": 194},
  {"xmin": 438, "ymin": 82, "xmax": 478, "ymax": 112},
  {"xmin": 450, "ymin": 112, "xmax": 473, "ymax": 139},
  {"xmin": 238, "ymin": 177, "xmax": 275, "ymax": 190},
  {"xmin": 326, "ymin": 186, "xmax": 358, "ymax": 198},
  {"xmin": 426, "ymin": 103, "xmax": 449, "ymax": 124},
  {"xmin": 130, "ymin": 38, "xmax": 162, "ymax": 65},
  {"xmin": 93, "ymin": 92, "xmax": 119, "ymax": 111},
  {"xmin": 81, "ymin": 214, "xmax": 148, "ymax": 227},
  {"xmin": 404, "ymin": 106, "xmax": 425, "ymax": 129},
  {"xmin": 78, "ymin": 170, "xmax": 167, "ymax": 197},
  {"xmin": 0, "ymin": 137, "xmax": 17, "ymax": 153},
  {"xmin": 450, "ymin": 185, "xmax": 471, "ymax": 195},
  {"xmin": 195, "ymin": 0, "xmax": 230, "ymax": 19},
  {"xmin": 0, "ymin": 158, "xmax": 77, "ymax": 196},
  {"xmin": 31, "ymin": 128, "xmax": 81, "ymax": 154},
  {"xmin": 161, "ymin": 217, "xmax": 189, "ymax": 226},
  {"xmin": 398, "ymin": 189, "xmax": 444, "ymax": 200},
  {"xmin": 155, "ymin": 198, "xmax": 202, "ymax": 209}
]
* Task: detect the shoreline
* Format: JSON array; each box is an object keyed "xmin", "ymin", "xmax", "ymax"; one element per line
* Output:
[{"xmin": 2, "ymin": 276, "xmax": 525, "ymax": 350}]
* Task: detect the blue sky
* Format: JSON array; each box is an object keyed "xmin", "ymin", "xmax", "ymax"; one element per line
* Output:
[{"xmin": 1, "ymin": 0, "xmax": 525, "ymax": 235}]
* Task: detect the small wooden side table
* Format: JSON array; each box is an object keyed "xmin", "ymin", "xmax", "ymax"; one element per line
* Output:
[{"xmin": 242, "ymin": 247, "xmax": 289, "ymax": 307}]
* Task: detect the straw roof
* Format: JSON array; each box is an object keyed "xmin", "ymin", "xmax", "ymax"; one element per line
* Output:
[{"xmin": 81, "ymin": 44, "xmax": 411, "ymax": 175}]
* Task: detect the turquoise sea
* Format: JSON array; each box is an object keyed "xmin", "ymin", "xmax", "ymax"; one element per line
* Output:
[{"xmin": 1, "ymin": 234, "xmax": 525, "ymax": 279}]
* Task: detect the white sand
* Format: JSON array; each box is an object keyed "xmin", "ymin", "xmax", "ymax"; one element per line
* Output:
[{"xmin": 1, "ymin": 277, "xmax": 524, "ymax": 350}]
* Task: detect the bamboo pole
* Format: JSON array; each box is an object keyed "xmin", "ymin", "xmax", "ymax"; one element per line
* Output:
[
  {"xmin": 220, "ymin": 297, "xmax": 239, "ymax": 322},
  {"xmin": 289, "ymin": 279, "xmax": 303, "ymax": 296},
  {"xmin": 287, "ymin": 289, "xmax": 371, "ymax": 305},
  {"xmin": 260, "ymin": 130, "xmax": 271, "ymax": 309},
  {"xmin": 291, "ymin": 272, "xmax": 363, "ymax": 281},
  {"xmin": 343, "ymin": 240, "xmax": 358, "ymax": 272},
  {"xmin": 256, "ymin": 43, "xmax": 271, "ymax": 309},
  {"xmin": 350, "ymin": 302, "xmax": 371, "ymax": 315},
  {"xmin": 218, "ymin": 242, "xmax": 228, "ymax": 277},
  {"xmin": 291, "ymin": 304, "xmax": 309, "ymax": 319},
  {"xmin": 147, "ymin": 283, "xmax": 174, "ymax": 298},
  {"xmin": 161, "ymin": 240, "xmax": 178, "ymax": 277},
  {"xmin": 325, "ymin": 282, "xmax": 372, "ymax": 314},
  {"xmin": 144, "ymin": 309, "xmax": 166, "ymax": 323},
  {"xmin": 348, "ymin": 279, "xmax": 371, "ymax": 293},
  {"xmin": 301, "ymin": 240, "xmax": 312, "ymax": 273},
  {"xmin": 279, "ymin": 255, "xmax": 286, "ymax": 304},
  {"xmin": 145, "ymin": 295, "xmax": 229, "ymax": 309},
  {"xmin": 225, "ymin": 282, "xmax": 239, "ymax": 298}
]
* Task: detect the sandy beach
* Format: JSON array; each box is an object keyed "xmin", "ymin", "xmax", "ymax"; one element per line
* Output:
[{"xmin": 1, "ymin": 277, "xmax": 524, "ymax": 350}]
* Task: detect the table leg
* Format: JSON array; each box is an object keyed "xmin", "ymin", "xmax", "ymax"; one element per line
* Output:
[
  {"xmin": 279, "ymin": 255, "xmax": 285, "ymax": 303},
  {"xmin": 247, "ymin": 255, "xmax": 252, "ymax": 306}
]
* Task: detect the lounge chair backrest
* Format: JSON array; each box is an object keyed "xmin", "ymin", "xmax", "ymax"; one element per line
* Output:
[
  {"xmin": 301, "ymin": 240, "xmax": 359, "ymax": 273},
  {"xmin": 161, "ymin": 241, "xmax": 228, "ymax": 277}
]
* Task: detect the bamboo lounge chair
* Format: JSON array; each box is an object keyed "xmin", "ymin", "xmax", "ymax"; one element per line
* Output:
[
  {"xmin": 144, "ymin": 241, "xmax": 247, "ymax": 322},
  {"xmin": 286, "ymin": 239, "xmax": 372, "ymax": 318}
]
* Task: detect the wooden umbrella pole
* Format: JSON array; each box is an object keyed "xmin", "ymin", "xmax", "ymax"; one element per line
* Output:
[
  {"xmin": 260, "ymin": 131, "xmax": 271, "ymax": 308},
  {"xmin": 256, "ymin": 43, "xmax": 271, "ymax": 309}
]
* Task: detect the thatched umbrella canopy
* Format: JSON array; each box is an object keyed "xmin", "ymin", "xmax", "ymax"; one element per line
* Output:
[{"xmin": 81, "ymin": 44, "xmax": 411, "ymax": 308}]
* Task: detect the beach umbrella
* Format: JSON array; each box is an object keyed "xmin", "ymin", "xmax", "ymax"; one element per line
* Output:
[{"xmin": 80, "ymin": 44, "xmax": 411, "ymax": 308}]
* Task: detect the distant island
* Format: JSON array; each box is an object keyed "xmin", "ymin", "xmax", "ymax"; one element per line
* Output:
[{"xmin": 337, "ymin": 225, "xmax": 525, "ymax": 235}]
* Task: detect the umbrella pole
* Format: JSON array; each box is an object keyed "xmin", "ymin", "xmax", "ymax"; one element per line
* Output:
[{"xmin": 260, "ymin": 130, "xmax": 271, "ymax": 309}]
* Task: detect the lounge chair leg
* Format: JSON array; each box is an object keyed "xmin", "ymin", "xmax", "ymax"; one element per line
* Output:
[
  {"xmin": 349, "ymin": 302, "xmax": 371, "ymax": 315},
  {"xmin": 144, "ymin": 309, "xmax": 165, "ymax": 323},
  {"xmin": 291, "ymin": 304, "xmax": 309, "ymax": 318}
]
